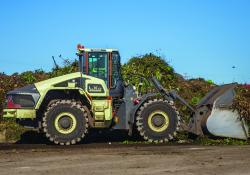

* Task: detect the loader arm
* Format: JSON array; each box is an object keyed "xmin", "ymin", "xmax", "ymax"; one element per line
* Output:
[
  {"xmin": 150, "ymin": 77, "xmax": 249, "ymax": 140},
  {"xmin": 150, "ymin": 77, "xmax": 195, "ymax": 112}
]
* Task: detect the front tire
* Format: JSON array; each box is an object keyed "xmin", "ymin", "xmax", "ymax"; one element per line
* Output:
[
  {"xmin": 42, "ymin": 100, "xmax": 88, "ymax": 145},
  {"xmin": 136, "ymin": 98, "xmax": 180, "ymax": 143}
]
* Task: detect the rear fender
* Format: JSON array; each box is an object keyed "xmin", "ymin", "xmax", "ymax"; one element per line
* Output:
[{"xmin": 35, "ymin": 88, "xmax": 91, "ymax": 113}]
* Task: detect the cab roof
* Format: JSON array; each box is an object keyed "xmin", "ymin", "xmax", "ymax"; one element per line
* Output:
[{"xmin": 79, "ymin": 48, "xmax": 119, "ymax": 52}]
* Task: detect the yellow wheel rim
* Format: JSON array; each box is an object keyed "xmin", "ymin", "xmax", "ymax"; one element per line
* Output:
[
  {"xmin": 54, "ymin": 112, "xmax": 77, "ymax": 134},
  {"xmin": 148, "ymin": 110, "xmax": 169, "ymax": 132}
]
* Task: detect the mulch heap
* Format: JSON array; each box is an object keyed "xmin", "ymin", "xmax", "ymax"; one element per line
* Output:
[
  {"xmin": 233, "ymin": 85, "xmax": 250, "ymax": 122},
  {"xmin": 171, "ymin": 75, "xmax": 216, "ymax": 121}
]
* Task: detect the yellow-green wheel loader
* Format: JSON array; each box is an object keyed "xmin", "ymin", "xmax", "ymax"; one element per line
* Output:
[{"xmin": 3, "ymin": 44, "xmax": 248, "ymax": 145}]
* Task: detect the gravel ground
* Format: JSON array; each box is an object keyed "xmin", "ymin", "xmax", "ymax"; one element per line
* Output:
[{"xmin": 0, "ymin": 143, "xmax": 250, "ymax": 175}]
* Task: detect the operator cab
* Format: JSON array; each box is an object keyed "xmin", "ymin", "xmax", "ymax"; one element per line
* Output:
[{"xmin": 77, "ymin": 44, "xmax": 124, "ymax": 98}]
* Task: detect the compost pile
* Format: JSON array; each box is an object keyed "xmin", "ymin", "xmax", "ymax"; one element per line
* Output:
[
  {"xmin": 233, "ymin": 85, "xmax": 250, "ymax": 121},
  {"xmin": 122, "ymin": 54, "xmax": 216, "ymax": 120}
]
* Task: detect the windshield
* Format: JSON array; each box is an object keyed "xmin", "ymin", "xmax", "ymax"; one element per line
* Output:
[{"xmin": 88, "ymin": 52, "xmax": 108, "ymax": 84}]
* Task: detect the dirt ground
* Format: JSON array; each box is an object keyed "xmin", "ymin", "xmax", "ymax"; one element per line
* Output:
[{"xmin": 0, "ymin": 143, "xmax": 250, "ymax": 175}]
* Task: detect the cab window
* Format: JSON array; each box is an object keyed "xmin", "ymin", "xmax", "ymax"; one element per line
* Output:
[{"xmin": 88, "ymin": 52, "xmax": 108, "ymax": 85}]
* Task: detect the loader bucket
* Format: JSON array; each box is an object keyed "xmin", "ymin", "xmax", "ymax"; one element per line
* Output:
[{"xmin": 190, "ymin": 83, "xmax": 249, "ymax": 140}]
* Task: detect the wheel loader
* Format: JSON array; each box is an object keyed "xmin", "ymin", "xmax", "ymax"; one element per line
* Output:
[{"xmin": 2, "ymin": 44, "xmax": 249, "ymax": 145}]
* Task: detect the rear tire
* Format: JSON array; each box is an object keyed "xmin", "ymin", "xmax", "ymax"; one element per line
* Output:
[
  {"xmin": 135, "ymin": 98, "xmax": 180, "ymax": 143},
  {"xmin": 42, "ymin": 100, "xmax": 88, "ymax": 145}
]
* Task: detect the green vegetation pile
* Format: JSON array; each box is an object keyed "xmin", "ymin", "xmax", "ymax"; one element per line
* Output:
[
  {"xmin": 233, "ymin": 85, "xmax": 250, "ymax": 122},
  {"xmin": 122, "ymin": 54, "xmax": 216, "ymax": 120}
]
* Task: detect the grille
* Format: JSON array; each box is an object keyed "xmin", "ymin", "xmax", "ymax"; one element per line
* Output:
[{"xmin": 6, "ymin": 94, "xmax": 35, "ymax": 108}]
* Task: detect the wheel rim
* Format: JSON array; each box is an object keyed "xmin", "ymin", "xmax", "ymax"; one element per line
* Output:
[
  {"xmin": 148, "ymin": 110, "xmax": 169, "ymax": 132},
  {"xmin": 54, "ymin": 112, "xmax": 77, "ymax": 134}
]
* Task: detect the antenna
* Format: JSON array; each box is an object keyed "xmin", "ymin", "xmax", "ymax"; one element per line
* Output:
[
  {"xmin": 59, "ymin": 54, "xmax": 70, "ymax": 65},
  {"xmin": 52, "ymin": 56, "xmax": 59, "ymax": 69}
]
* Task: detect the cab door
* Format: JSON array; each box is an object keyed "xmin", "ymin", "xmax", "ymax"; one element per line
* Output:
[{"xmin": 87, "ymin": 52, "xmax": 109, "ymax": 85}]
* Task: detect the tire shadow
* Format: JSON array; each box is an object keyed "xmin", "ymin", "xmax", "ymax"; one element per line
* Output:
[
  {"xmin": 15, "ymin": 129, "xmax": 143, "ymax": 145},
  {"xmin": 16, "ymin": 131, "xmax": 51, "ymax": 144},
  {"xmin": 82, "ymin": 129, "xmax": 143, "ymax": 144}
]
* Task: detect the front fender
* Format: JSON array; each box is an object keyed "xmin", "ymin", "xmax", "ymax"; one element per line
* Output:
[{"xmin": 129, "ymin": 93, "xmax": 158, "ymax": 126}]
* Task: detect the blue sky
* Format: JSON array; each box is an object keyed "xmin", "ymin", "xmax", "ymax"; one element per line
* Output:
[{"xmin": 0, "ymin": 0, "xmax": 249, "ymax": 84}]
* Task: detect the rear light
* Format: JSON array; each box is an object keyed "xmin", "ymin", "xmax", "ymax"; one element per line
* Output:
[
  {"xmin": 7, "ymin": 96, "xmax": 21, "ymax": 109},
  {"xmin": 5, "ymin": 94, "xmax": 35, "ymax": 109}
]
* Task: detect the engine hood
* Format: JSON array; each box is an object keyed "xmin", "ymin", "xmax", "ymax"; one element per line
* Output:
[
  {"xmin": 35, "ymin": 72, "xmax": 83, "ymax": 93},
  {"xmin": 7, "ymin": 84, "xmax": 39, "ymax": 95},
  {"xmin": 32, "ymin": 72, "xmax": 108, "ymax": 109}
]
